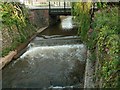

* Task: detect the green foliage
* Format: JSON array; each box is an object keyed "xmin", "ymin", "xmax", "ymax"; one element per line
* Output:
[
  {"xmin": 72, "ymin": 2, "xmax": 92, "ymax": 42},
  {"xmin": 92, "ymin": 6, "xmax": 119, "ymax": 88},
  {"xmin": 96, "ymin": 2, "xmax": 107, "ymax": 9},
  {"xmin": 1, "ymin": 2, "xmax": 28, "ymax": 39},
  {"xmin": 72, "ymin": 2, "xmax": 119, "ymax": 88},
  {"xmin": 1, "ymin": 2, "xmax": 36, "ymax": 57},
  {"xmin": 2, "ymin": 47, "xmax": 12, "ymax": 57}
]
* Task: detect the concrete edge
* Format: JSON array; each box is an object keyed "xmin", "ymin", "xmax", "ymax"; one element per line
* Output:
[
  {"xmin": 0, "ymin": 26, "xmax": 48, "ymax": 70},
  {"xmin": 84, "ymin": 50, "xmax": 95, "ymax": 88}
]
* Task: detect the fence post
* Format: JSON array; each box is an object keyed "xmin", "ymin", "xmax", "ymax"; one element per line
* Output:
[
  {"xmin": 49, "ymin": 1, "xmax": 50, "ymax": 14},
  {"xmin": 64, "ymin": 1, "xmax": 66, "ymax": 14}
]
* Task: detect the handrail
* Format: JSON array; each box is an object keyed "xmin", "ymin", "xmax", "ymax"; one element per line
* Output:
[{"xmin": 49, "ymin": 2, "xmax": 50, "ymax": 13}]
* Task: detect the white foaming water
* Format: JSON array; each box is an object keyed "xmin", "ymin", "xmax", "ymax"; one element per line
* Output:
[
  {"xmin": 61, "ymin": 16, "xmax": 73, "ymax": 30},
  {"xmin": 20, "ymin": 44, "xmax": 86, "ymax": 62}
]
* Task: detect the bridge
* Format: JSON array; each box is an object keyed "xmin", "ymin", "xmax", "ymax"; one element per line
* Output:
[
  {"xmin": 28, "ymin": 1, "xmax": 71, "ymax": 15},
  {"xmin": 27, "ymin": 1, "xmax": 71, "ymax": 26}
]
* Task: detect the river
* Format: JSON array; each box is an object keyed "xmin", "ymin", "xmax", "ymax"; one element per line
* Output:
[{"xmin": 2, "ymin": 16, "xmax": 86, "ymax": 89}]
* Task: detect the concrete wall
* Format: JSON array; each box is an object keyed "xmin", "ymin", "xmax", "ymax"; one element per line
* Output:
[
  {"xmin": 29, "ymin": 9, "xmax": 49, "ymax": 29},
  {"xmin": 29, "ymin": 9, "xmax": 60, "ymax": 28}
]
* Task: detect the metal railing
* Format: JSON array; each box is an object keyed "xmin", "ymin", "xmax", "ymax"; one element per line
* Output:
[
  {"xmin": 49, "ymin": 1, "xmax": 71, "ymax": 15},
  {"xmin": 49, "ymin": 2, "xmax": 71, "ymax": 7}
]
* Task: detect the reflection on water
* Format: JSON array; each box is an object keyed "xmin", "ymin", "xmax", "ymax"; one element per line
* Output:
[
  {"xmin": 39, "ymin": 16, "xmax": 78, "ymax": 36},
  {"xmin": 2, "ymin": 16, "xmax": 86, "ymax": 89}
]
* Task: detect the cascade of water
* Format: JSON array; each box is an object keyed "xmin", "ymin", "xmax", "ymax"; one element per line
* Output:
[{"xmin": 2, "ymin": 16, "xmax": 86, "ymax": 89}]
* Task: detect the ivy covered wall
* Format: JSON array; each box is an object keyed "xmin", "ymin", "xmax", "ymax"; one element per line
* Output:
[
  {"xmin": 0, "ymin": 2, "xmax": 36, "ymax": 57},
  {"xmin": 72, "ymin": 2, "xmax": 119, "ymax": 88}
]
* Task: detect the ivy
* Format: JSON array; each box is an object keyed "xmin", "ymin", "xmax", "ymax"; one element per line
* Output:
[
  {"xmin": 1, "ymin": 2, "xmax": 36, "ymax": 57},
  {"xmin": 93, "ymin": 5, "xmax": 119, "ymax": 88},
  {"xmin": 72, "ymin": 2, "xmax": 119, "ymax": 88},
  {"xmin": 72, "ymin": 2, "xmax": 92, "ymax": 42}
]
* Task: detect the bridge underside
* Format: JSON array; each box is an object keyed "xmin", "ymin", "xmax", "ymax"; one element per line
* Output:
[
  {"xmin": 49, "ymin": 8, "xmax": 71, "ymax": 15},
  {"xmin": 49, "ymin": 15, "xmax": 60, "ymax": 26},
  {"xmin": 29, "ymin": 6, "xmax": 71, "ymax": 26},
  {"xmin": 29, "ymin": 6, "xmax": 71, "ymax": 16},
  {"xmin": 50, "ymin": 12, "xmax": 71, "ymax": 15}
]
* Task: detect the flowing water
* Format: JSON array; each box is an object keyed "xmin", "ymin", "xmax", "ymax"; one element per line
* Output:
[{"xmin": 2, "ymin": 16, "xmax": 86, "ymax": 89}]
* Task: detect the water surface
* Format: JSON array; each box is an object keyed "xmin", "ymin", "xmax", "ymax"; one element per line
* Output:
[{"xmin": 2, "ymin": 16, "xmax": 86, "ymax": 89}]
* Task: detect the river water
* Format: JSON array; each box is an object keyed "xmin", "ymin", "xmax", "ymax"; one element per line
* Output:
[{"xmin": 2, "ymin": 16, "xmax": 86, "ymax": 89}]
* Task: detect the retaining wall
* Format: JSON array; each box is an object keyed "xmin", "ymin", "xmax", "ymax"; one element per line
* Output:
[{"xmin": 29, "ymin": 9, "xmax": 60, "ymax": 27}]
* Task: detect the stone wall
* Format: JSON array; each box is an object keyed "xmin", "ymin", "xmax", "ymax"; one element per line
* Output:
[
  {"xmin": 2, "ymin": 26, "xmax": 20, "ymax": 50},
  {"xmin": 28, "ymin": 9, "xmax": 60, "ymax": 28},
  {"xmin": 29, "ymin": 9, "xmax": 49, "ymax": 29}
]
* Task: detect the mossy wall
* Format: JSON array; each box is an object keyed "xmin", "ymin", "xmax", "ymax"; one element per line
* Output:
[
  {"xmin": 72, "ymin": 2, "xmax": 119, "ymax": 88},
  {"xmin": 0, "ymin": 2, "xmax": 36, "ymax": 57},
  {"xmin": 29, "ymin": 9, "xmax": 49, "ymax": 28}
]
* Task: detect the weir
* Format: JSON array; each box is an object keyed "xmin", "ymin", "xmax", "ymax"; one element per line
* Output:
[{"xmin": 2, "ymin": 16, "xmax": 87, "ymax": 89}]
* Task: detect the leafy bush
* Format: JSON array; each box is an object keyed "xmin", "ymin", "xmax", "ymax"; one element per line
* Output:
[
  {"xmin": 94, "ymin": 6, "xmax": 119, "ymax": 88},
  {"xmin": 72, "ymin": 2, "xmax": 119, "ymax": 88},
  {"xmin": 72, "ymin": 2, "xmax": 92, "ymax": 42}
]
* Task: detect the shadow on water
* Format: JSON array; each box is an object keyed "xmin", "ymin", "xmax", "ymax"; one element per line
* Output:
[
  {"xmin": 2, "ymin": 16, "xmax": 86, "ymax": 89},
  {"xmin": 38, "ymin": 16, "xmax": 78, "ymax": 36}
]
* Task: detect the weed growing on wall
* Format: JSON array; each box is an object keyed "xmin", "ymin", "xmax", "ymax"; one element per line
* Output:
[
  {"xmin": 72, "ymin": 2, "xmax": 119, "ymax": 88},
  {"xmin": 0, "ymin": 2, "xmax": 36, "ymax": 56}
]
